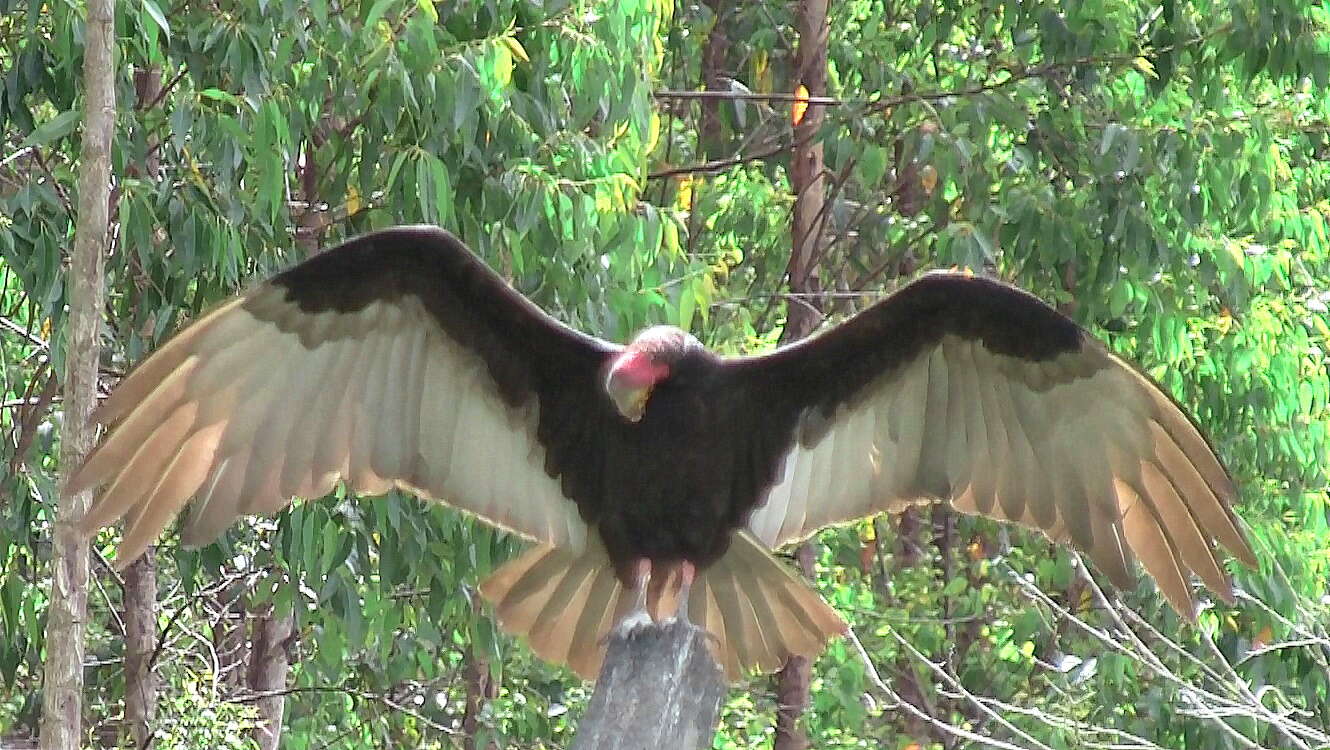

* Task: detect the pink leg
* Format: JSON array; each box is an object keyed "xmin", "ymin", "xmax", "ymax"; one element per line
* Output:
[
  {"xmin": 630, "ymin": 558, "xmax": 651, "ymax": 613},
  {"xmin": 675, "ymin": 561, "xmax": 696, "ymax": 622}
]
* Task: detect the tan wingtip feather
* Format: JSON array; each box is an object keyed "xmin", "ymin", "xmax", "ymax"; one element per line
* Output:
[
  {"xmin": 90, "ymin": 297, "xmax": 250, "ymax": 427},
  {"xmin": 1122, "ymin": 362, "xmax": 1258, "ymax": 572},
  {"xmin": 1116, "ymin": 478, "xmax": 1197, "ymax": 619}
]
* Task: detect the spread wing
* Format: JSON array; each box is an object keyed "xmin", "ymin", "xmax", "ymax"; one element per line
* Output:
[
  {"xmin": 73, "ymin": 226, "xmax": 620, "ymax": 567},
  {"xmin": 740, "ymin": 272, "xmax": 1257, "ymax": 615}
]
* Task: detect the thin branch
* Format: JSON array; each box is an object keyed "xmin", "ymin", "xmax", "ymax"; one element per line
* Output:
[
  {"xmin": 0, "ymin": 145, "xmax": 34, "ymax": 169},
  {"xmin": 648, "ymin": 140, "xmax": 787, "ymax": 180},
  {"xmin": 229, "ymin": 685, "xmax": 455, "ymax": 735},
  {"xmin": 846, "ymin": 626, "xmax": 1039, "ymax": 750},
  {"xmin": 31, "ymin": 148, "xmax": 75, "ymax": 223},
  {"xmin": 7, "ymin": 365, "xmax": 55, "ymax": 477},
  {"xmin": 144, "ymin": 66, "xmax": 189, "ymax": 112},
  {"xmin": 1002, "ymin": 558, "xmax": 1326, "ymax": 749},
  {"xmin": 0, "ymin": 316, "xmax": 49, "ymax": 349},
  {"xmin": 654, "ymin": 89, "xmax": 842, "ymax": 106},
  {"xmin": 883, "ymin": 625, "xmax": 1058, "ymax": 750}
]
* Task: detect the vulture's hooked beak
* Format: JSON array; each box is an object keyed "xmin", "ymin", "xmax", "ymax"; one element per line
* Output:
[
  {"xmin": 607, "ymin": 379, "xmax": 651, "ymax": 422},
  {"xmin": 605, "ymin": 351, "xmax": 663, "ymax": 423}
]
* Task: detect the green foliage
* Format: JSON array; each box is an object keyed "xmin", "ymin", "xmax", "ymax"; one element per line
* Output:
[
  {"xmin": 153, "ymin": 689, "xmax": 261, "ymax": 750},
  {"xmin": 2, "ymin": 0, "xmax": 1329, "ymax": 747}
]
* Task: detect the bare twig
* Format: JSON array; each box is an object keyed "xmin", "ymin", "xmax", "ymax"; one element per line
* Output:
[
  {"xmin": 846, "ymin": 627, "xmax": 1040, "ymax": 750},
  {"xmin": 229, "ymin": 684, "xmax": 455, "ymax": 735},
  {"xmin": 649, "ymin": 140, "xmax": 787, "ymax": 180},
  {"xmin": 654, "ymin": 89, "xmax": 841, "ymax": 106},
  {"xmin": 0, "ymin": 316, "xmax": 48, "ymax": 349}
]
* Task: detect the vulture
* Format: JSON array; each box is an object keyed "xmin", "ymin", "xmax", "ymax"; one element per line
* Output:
[{"xmin": 74, "ymin": 225, "xmax": 1257, "ymax": 680}]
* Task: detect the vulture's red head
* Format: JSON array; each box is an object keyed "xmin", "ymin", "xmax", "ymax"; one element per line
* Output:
[{"xmin": 605, "ymin": 326, "xmax": 696, "ymax": 422}]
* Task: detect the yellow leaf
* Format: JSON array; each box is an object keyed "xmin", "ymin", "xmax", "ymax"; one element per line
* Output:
[
  {"xmin": 502, "ymin": 36, "xmax": 530, "ymax": 64},
  {"xmin": 1133, "ymin": 56, "xmax": 1158, "ymax": 79},
  {"xmin": 346, "ymin": 185, "xmax": 362, "ymax": 216},
  {"xmin": 416, "ymin": 0, "xmax": 438, "ymax": 24},
  {"xmin": 859, "ymin": 519, "xmax": 876, "ymax": 541},
  {"xmin": 1311, "ymin": 314, "xmax": 1330, "ymax": 341},
  {"xmin": 645, "ymin": 111, "xmax": 661, "ymax": 153},
  {"xmin": 792, "ymin": 84, "xmax": 810, "ymax": 126},
  {"xmin": 1270, "ymin": 144, "xmax": 1292, "ymax": 181},
  {"xmin": 752, "ymin": 49, "xmax": 771, "ymax": 94},
  {"xmin": 920, "ymin": 164, "xmax": 938, "ymax": 195},
  {"xmin": 676, "ymin": 174, "xmax": 699, "ymax": 211}
]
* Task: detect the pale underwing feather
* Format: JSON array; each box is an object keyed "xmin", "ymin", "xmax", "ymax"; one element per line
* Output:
[
  {"xmin": 748, "ymin": 332, "xmax": 1249, "ymax": 616},
  {"xmin": 80, "ymin": 288, "xmax": 589, "ymax": 570}
]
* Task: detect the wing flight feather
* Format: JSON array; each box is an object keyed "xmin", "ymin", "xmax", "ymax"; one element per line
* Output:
[
  {"xmin": 74, "ymin": 227, "xmax": 609, "ymax": 567},
  {"xmin": 739, "ymin": 272, "xmax": 1255, "ymax": 615}
]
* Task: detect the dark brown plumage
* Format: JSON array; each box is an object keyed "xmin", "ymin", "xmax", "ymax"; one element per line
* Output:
[{"xmin": 74, "ymin": 225, "xmax": 1257, "ymax": 680}]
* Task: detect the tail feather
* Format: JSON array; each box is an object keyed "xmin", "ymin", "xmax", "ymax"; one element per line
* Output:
[{"xmin": 478, "ymin": 532, "xmax": 846, "ymax": 681}]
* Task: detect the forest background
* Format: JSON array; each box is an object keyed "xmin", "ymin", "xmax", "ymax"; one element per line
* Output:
[{"xmin": 1, "ymin": 0, "xmax": 1329, "ymax": 748}]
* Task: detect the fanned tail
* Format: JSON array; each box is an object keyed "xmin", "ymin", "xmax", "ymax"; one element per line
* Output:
[{"xmin": 478, "ymin": 532, "xmax": 845, "ymax": 681}]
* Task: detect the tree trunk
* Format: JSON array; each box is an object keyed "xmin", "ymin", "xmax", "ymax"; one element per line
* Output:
[
  {"xmin": 121, "ymin": 550, "xmax": 156, "ymax": 748},
  {"xmin": 212, "ymin": 584, "xmax": 249, "ymax": 691},
  {"xmin": 698, "ymin": 0, "xmax": 731, "ymax": 159},
  {"xmin": 247, "ymin": 608, "xmax": 294, "ymax": 750},
  {"xmin": 461, "ymin": 645, "xmax": 497, "ymax": 750},
  {"xmin": 774, "ymin": 2, "xmax": 830, "ymax": 749},
  {"xmin": 120, "ymin": 63, "xmax": 162, "ymax": 750},
  {"xmin": 785, "ymin": 0, "xmax": 831, "ymax": 342},
  {"xmin": 571, "ymin": 619, "xmax": 725, "ymax": 750},
  {"xmin": 39, "ymin": 0, "xmax": 114, "ymax": 744}
]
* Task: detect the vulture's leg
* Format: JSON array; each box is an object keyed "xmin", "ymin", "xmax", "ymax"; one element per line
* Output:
[
  {"xmin": 674, "ymin": 560, "xmax": 696, "ymax": 622},
  {"xmin": 618, "ymin": 558, "xmax": 654, "ymax": 631},
  {"xmin": 630, "ymin": 558, "xmax": 651, "ymax": 611}
]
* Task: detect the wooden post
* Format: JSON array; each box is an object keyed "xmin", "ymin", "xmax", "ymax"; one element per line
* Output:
[{"xmin": 571, "ymin": 619, "xmax": 725, "ymax": 750}]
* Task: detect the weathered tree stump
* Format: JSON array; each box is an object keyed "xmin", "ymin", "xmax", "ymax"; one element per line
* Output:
[{"xmin": 571, "ymin": 618, "xmax": 725, "ymax": 750}]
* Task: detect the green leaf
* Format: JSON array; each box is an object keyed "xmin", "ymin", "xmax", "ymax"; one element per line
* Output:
[
  {"xmin": 678, "ymin": 276, "xmax": 696, "ymax": 332},
  {"xmin": 412, "ymin": 158, "xmax": 430, "ymax": 223},
  {"xmin": 492, "ymin": 41, "xmax": 513, "ymax": 88},
  {"xmin": 199, "ymin": 88, "xmax": 240, "ymax": 106},
  {"xmin": 1100, "ymin": 123, "xmax": 1125, "ymax": 156},
  {"xmin": 363, "ymin": 0, "xmax": 395, "ymax": 32},
  {"xmin": 18, "ymin": 109, "xmax": 79, "ymax": 149},
  {"xmin": 142, "ymin": 0, "xmax": 171, "ymax": 39},
  {"xmin": 1109, "ymin": 279, "xmax": 1132, "ymax": 317},
  {"xmin": 859, "ymin": 145, "xmax": 889, "ymax": 187},
  {"xmin": 385, "ymin": 149, "xmax": 410, "ymax": 192},
  {"xmin": 430, "ymin": 155, "xmax": 452, "ymax": 228}
]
